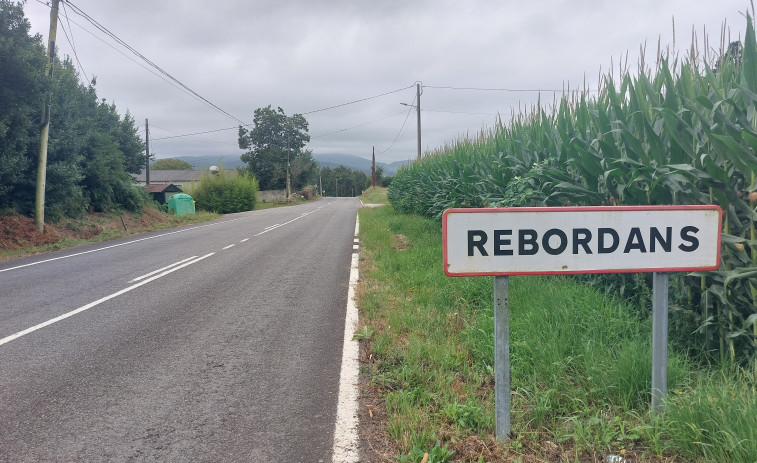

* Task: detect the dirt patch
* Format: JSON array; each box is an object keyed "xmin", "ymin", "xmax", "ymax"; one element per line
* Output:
[
  {"xmin": 392, "ymin": 234, "xmax": 410, "ymax": 251},
  {"xmin": 0, "ymin": 214, "xmax": 61, "ymax": 251},
  {"xmin": 357, "ymin": 339, "xmax": 397, "ymax": 462},
  {"xmin": 0, "ymin": 208, "xmax": 189, "ymax": 261}
]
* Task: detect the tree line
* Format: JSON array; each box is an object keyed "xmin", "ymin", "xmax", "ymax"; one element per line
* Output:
[
  {"xmin": 0, "ymin": 0, "xmax": 149, "ymax": 221},
  {"xmin": 1, "ymin": 0, "xmax": 378, "ymax": 224}
]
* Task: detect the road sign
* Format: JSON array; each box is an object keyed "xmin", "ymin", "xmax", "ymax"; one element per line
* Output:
[
  {"xmin": 443, "ymin": 205, "xmax": 722, "ymax": 276},
  {"xmin": 443, "ymin": 205, "xmax": 723, "ymax": 441}
]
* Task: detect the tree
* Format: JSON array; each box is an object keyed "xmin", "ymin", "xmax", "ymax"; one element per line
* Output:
[
  {"xmin": 320, "ymin": 165, "xmax": 369, "ymax": 197},
  {"xmin": 152, "ymin": 158, "xmax": 194, "ymax": 170},
  {"xmin": 0, "ymin": 3, "xmax": 148, "ymax": 219},
  {"xmin": 238, "ymin": 105, "xmax": 311, "ymax": 191},
  {"xmin": 0, "ymin": 0, "xmax": 46, "ymax": 208}
]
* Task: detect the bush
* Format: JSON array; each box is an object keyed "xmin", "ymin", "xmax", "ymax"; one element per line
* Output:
[{"xmin": 192, "ymin": 170, "xmax": 258, "ymax": 213}]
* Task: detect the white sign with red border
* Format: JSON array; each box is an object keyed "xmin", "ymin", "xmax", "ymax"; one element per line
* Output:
[{"xmin": 443, "ymin": 205, "xmax": 723, "ymax": 276}]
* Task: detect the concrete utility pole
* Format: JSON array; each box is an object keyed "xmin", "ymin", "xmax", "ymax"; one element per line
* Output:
[
  {"xmin": 415, "ymin": 82, "xmax": 422, "ymax": 162},
  {"xmin": 35, "ymin": 0, "xmax": 60, "ymax": 233},
  {"xmin": 145, "ymin": 118, "xmax": 150, "ymax": 185}
]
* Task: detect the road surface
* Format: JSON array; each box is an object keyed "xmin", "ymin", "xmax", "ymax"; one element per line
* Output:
[{"xmin": 0, "ymin": 197, "xmax": 360, "ymax": 462}]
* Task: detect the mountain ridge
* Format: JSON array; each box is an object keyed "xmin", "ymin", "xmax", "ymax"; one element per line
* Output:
[{"xmin": 164, "ymin": 153, "xmax": 409, "ymax": 176}]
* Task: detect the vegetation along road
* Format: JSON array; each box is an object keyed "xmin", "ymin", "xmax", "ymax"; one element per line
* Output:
[{"xmin": 0, "ymin": 197, "xmax": 360, "ymax": 462}]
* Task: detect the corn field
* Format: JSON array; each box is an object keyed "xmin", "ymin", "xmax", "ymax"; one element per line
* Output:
[{"xmin": 388, "ymin": 16, "xmax": 757, "ymax": 370}]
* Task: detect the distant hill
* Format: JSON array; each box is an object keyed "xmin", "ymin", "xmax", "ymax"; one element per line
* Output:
[
  {"xmin": 165, "ymin": 153, "xmax": 408, "ymax": 176},
  {"xmin": 312, "ymin": 153, "xmax": 408, "ymax": 176}
]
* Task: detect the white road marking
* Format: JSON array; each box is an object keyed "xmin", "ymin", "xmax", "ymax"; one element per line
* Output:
[
  {"xmin": 129, "ymin": 256, "xmax": 198, "ymax": 282},
  {"xmin": 0, "ymin": 253, "xmax": 215, "ymax": 347},
  {"xmin": 240, "ymin": 238, "xmax": 249, "ymax": 243},
  {"xmin": 254, "ymin": 206, "xmax": 325, "ymax": 236},
  {"xmin": 0, "ymin": 217, "xmax": 245, "ymax": 274},
  {"xmin": 332, "ymin": 215, "xmax": 360, "ymax": 462},
  {"xmin": 222, "ymin": 244, "xmax": 235, "ymax": 250}
]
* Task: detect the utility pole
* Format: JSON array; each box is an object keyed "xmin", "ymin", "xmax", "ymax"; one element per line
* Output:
[
  {"xmin": 145, "ymin": 118, "xmax": 150, "ymax": 185},
  {"xmin": 286, "ymin": 153, "xmax": 291, "ymax": 200},
  {"xmin": 35, "ymin": 0, "xmax": 60, "ymax": 233},
  {"xmin": 371, "ymin": 147, "xmax": 376, "ymax": 188},
  {"xmin": 416, "ymin": 82, "xmax": 422, "ymax": 161}
]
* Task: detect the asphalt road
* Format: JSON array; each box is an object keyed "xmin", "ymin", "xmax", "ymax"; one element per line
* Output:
[{"xmin": 0, "ymin": 197, "xmax": 360, "ymax": 462}]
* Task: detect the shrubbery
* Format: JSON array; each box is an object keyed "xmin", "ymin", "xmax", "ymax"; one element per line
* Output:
[{"xmin": 191, "ymin": 170, "xmax": 258, "ymax": 213}]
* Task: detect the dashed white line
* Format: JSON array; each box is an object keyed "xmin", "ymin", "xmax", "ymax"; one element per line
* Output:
[
  {"xmin": 222, "ymin": 244, "xmax": 235, "ymax": 250},
  {"xmin": 0, "ymin": 253, "xmax": 216, "ymax": 347},
  {"xmin": 240, "ymin": 238, "xmax": 249, "ymax": 243}
]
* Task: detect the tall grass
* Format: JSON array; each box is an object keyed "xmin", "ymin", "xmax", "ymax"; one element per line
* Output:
[
  {"xmin": 388, "ymin": 16, "xmax": 757, "ymax": 370},
  {"xmin": 358, "ymin": 204, "xmax": 756, "ymax": 461}
]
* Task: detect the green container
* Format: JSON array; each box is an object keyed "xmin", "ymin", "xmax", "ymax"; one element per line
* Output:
[{"xmin": 167, "ymin": 193, "xmax": 195, "ymax": 215}]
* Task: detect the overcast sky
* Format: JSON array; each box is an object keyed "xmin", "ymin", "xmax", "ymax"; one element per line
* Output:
[{"xmin": 23, "ymin": 0, "xmax": 753, "ymax": 164}]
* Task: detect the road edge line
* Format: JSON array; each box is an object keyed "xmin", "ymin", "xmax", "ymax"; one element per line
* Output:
[{"xmin": 331, "ymin": 214, "xmax": 361, "ymax": 462}]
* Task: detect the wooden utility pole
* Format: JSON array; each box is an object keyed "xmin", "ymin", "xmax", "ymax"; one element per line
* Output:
[
  {"xmin": 145, "ymin": 118, "xmax": 151, "ymax": 185},
  {"xmin": 416, "ymin": 82, "xmax": 422, "ymax": 161},
  {"xmin": 286, "ymin": 153, "xmax": 291, "ymax": 200},
  {"xmin": 35, "ymin": 0, "xmax": 60, "ymax": 233},
  {"xmin": 371, "ymin": 147, "xmax": 376, "ymax": 188}
]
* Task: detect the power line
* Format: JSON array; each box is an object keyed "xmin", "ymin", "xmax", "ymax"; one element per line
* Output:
[
  {"xmin": 151, "ymin": 126, "xmax": 240, "ymax": 141},
  {"xmin": 302, "ymin": 85, "xmax": 414, "ymax": 115},
  {"xmin": 52, "ymin": 9, "xmax": 202, "ymax": 102},
  {"xmin": 377, "ymin": 94, "xmax": 416, "ymax": 154},
  {"xmin": 422, "ymin": 108, "xmax": 500, "ymax": 116},
  {"xmin": 62, "ymin": 0, "xmax": 247, "ymax": 126},
  {"xmin": 58, "ymin": 1, "xmax": 89, "ymax": 83},
  {"xmin": 424, "ymin": 84, "xmax": 564, "ymax": 92},
  {"xmin": 311, "ymin": 110, "xmax": 407, "ymax": 139}
]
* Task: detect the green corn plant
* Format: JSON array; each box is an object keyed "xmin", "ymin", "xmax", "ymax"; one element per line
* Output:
[{"xmin": 388, "ymin": 15, "xmax": 757, "ymax": 367}]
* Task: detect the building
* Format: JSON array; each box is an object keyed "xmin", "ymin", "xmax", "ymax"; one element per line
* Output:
[
  {"xmin": 131, "ymin": 170, "xmax": 208, "ymax": 188},
  {"xmin": 144, "ymin": 183, "xmax": 183, "ymax": 204}
]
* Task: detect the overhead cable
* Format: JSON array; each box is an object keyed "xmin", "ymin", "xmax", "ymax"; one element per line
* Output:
[
  {"xmin": 424, "ymin": 84, "xmax": 563, "ymax": 92},
  {"xmin": 62, "ymin": 0, "xmax": 247, "ymax": 126},
  {"xmin": 58, "ymin": 1, "xmax": 89, "ymax": 83},
  {"xmin": 301, "ymin": 85, "xmax": 414, "ymax": 115},
  {"xmin": 377, "ymin": 94, "xmax": 416, "ymax": 154}
]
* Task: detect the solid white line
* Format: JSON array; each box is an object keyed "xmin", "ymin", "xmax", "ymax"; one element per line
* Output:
[
  {"xmin": 332, "ymin": 215, "xmax": 360, "ymax": 462},
  {"xmin": 129, "ymin": 256, "xmax": 198, "ymax": 282},
  {"xmin": 0, "ymin": 253, "xmax": 215, "ymax": 347},
  {"xmin": 0, "ymin": 217, "xmax": 245, "ymax": 274},
  {"xmin": 222, "ymin": 244, "xmax": 235, "ymax": 250}
]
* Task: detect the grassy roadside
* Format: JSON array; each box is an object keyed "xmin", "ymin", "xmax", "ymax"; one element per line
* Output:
[
  {"xmin": 360, "ymin": 186, "xmax": 390, "ymax": 205},
  {"xmin": 356, "ymin": 201, "xmax": 756, "ymax": 462}
]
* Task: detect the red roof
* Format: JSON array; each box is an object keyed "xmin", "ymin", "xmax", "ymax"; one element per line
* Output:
[{"xmin": 144, "ymin": 183, "xmax": 182, "ymax": 193}]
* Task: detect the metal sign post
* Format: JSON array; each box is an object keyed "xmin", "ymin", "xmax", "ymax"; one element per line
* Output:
[
  {"xmin": 493, "ymin": 275, "xmax": 510, "ymax": 440},
  {"xmin": 651, "ymin": 272, "xmax": 669, "ymax": 413},
  {"xmin": 442, "ymin": 206, "xmax": 722, "ymax": 442}
]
